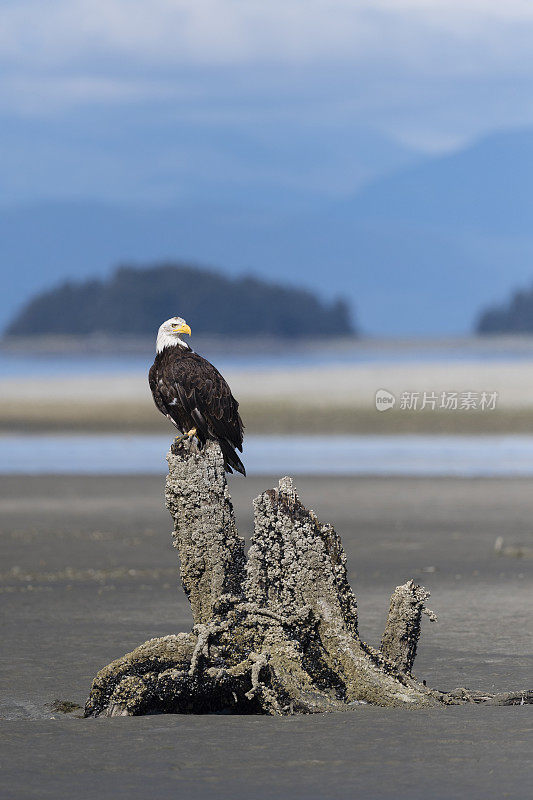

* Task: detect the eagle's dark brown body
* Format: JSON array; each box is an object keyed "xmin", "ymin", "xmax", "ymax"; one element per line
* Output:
[{"xmin": 149, "ymin": 344, "xmax": 245, "ymax": 475}]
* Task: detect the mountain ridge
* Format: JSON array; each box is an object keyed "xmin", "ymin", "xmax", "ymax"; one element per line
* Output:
[{"xmin": 2, "ymin": 127, "xmax": 533, "ymax": 335}]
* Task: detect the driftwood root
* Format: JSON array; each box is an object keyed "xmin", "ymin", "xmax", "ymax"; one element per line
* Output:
[{"xmin": 85, "ymin": 439, "xmax": 532, "ymax": 716}]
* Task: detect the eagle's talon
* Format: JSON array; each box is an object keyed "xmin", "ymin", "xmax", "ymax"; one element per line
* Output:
[{"xmin": 173, "ymin": 428, "xmax": 197, "ymax": 445}]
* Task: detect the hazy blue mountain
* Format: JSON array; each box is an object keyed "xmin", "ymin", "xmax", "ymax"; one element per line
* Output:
[
  {"xmin": 1, "ymin": 112, "xmax": 417, "ymax": 209},
  {"xmin": 340, "ymin": 128, "xmax": 533, "ymax": 235},
  {"xmin": 0, "ymin": 123, "xmax": 417, "ymax": 334},
  {"xmin": 2, "ymin": 127, "xmax": 533, "ymax": 335}
]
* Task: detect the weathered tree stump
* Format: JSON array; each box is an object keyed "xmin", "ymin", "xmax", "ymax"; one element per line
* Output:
[{"xmin": 84, "ymin": 439, "xmax": 532, "ymax": 716}]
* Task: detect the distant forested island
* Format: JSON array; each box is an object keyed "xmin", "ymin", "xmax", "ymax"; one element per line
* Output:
[
  {"xmin": 5, "ymin": 263, "xmax": 355, "ymax": 338},
  {"xmin": 476, "ymin": 281, "xmax": 533, "ymax": 334}
]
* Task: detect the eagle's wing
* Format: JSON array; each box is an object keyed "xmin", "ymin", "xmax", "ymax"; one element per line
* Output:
[
  {"xmin": 163, "ymin": 352, "xmax": 244, "ymax": 451},
  {"xmin": 148, "ymin": 362, "xmax": 168, "ymax": 417}
]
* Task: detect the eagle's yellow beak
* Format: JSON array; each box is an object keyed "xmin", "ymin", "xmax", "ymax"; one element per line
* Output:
[{"xmin": 173, "ymin": 322, "xmax": 191, "ymax": 335}]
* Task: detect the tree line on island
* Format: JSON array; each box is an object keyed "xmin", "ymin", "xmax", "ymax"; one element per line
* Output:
[
  {"xmin": 476, "ymin": 279, "xmax": 533, "ymax": 334},
  {"xmin": 7, "ymin": 260, "xmax": 533, "ymax": 338},
  {"xmin": 4, "ymin": 263, "xmax": 355, "ymax": 339}
]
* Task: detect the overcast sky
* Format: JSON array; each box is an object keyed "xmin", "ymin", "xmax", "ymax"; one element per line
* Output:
[{"xmin": 2, "ymin": 1, "xmax": 533, "ymax": 203}]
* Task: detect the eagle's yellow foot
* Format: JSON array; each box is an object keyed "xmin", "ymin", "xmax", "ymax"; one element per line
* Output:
[{"xmin": 174, "ymin": 428, "xmax": 197, "ymax": 444}]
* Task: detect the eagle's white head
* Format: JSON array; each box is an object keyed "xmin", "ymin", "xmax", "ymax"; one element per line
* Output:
[{"xmin": 156, "ymin": 317, "xmax": 192, "ymax": 352}]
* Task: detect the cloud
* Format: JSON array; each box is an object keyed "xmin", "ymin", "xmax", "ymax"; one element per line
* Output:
[
  {"xmin": 2, "ymin": 0, "xmax": 533, "ymax": 181},
  {"xmin": 1, "ymin": 0, "xmax": 533, "ymax": 71},
  {"xmin": 0, "ymin": 73, "xmax": 181, "ymax": 115}
]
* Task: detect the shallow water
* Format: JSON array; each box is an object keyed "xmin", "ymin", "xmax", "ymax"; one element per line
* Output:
[
  {"xmin": 4, "ymin": 338, "xmax": 533, "ymax": 378},
  {"xmin": 4, "ymin": 433, "xmax": 533, "ymax": 475}
]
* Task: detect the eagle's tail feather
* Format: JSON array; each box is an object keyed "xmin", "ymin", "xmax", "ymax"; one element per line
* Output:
[{"xmin": 219, "ymin": 438, "xmax": 246, "ymax": 476}]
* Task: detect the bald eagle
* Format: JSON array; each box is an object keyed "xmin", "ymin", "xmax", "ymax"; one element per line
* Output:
[{"xmin": 148, "ymin": 317, "xmax": 245, "ymax": 475}]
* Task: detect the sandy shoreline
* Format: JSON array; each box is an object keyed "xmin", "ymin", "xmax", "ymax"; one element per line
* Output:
[
  {"xmin": 0, "ymin": 474, "xmax": 531, "ymax": 798},
  {"xmin": 3, "ymin": 360, "xmax": 533, "ymax": 433},
  {"xmin": 4, "ymin": 360, "xmax": 533, "ymax": 404}
]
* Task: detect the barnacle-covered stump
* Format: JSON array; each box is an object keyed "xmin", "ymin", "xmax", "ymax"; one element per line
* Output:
[{"xmin": 85, "ymin": 439, "xmax": 533, "ymax": 716}]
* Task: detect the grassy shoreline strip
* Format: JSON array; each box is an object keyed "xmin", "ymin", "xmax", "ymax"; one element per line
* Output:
[{"xmin": 1, "ymin": 401, "xmax": 533, "ymax": 434}]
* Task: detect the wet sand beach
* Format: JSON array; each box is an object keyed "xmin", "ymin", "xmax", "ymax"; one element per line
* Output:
[
  {"xmin": 1, "ymin": 474, "xmax": 532, "ymax": 798},
  {"xmin": 4, "ymin": 358, "xmax": 533, "ymax": 434}
]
